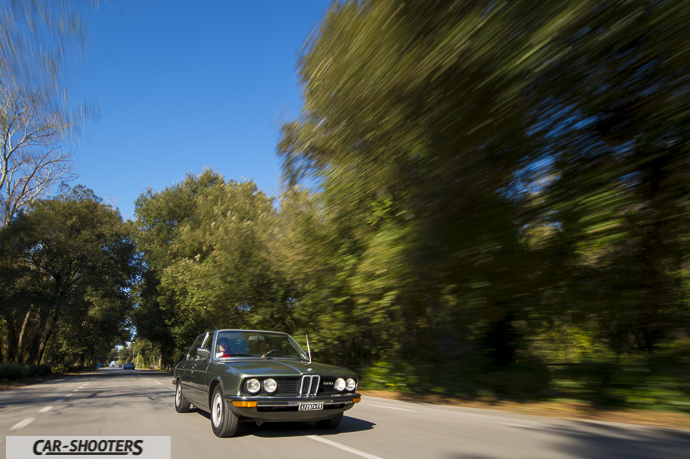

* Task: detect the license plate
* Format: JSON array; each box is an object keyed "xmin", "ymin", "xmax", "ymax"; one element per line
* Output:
[{"xmin": 299, "ymin": 402, "xmax": 323, "ymax": 411}]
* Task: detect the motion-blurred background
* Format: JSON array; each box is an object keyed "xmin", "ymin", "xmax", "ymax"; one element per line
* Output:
[{"xmin": 2, "ymin": 0, "xmax": 690, "ymax": 415}]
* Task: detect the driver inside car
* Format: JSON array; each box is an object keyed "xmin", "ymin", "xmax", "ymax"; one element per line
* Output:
[
  {"xmin": 216, "ymin": 337, "xmax": 231, "ymax": 358},
  {"xmin": 257, "ymin": 339, "xmax": 270, "ymax": 358}
]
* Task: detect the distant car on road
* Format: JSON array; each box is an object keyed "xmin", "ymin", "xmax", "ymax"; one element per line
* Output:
[
  {"xmin": 123, "ymin": 362, "xmax": 135, "ymax": 370},
  {"xmin": 173, "ymin": 329, "xmax": 360, "ymax": 437}
]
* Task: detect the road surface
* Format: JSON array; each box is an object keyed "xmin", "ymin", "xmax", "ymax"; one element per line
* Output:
[{"xmin": 1, "ymin": 368, "xmax": 689, "ymax": 458}]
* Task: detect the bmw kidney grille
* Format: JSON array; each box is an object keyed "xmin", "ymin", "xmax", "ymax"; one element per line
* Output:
[{"xmin": 299, "ymin": 374, "xmax": 320, "ymax": 396}]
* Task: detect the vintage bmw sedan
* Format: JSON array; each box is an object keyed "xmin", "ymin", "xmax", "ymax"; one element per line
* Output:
[{"xmin": 173, "ymin": 329, "xmax": 361, "ymax": 437}]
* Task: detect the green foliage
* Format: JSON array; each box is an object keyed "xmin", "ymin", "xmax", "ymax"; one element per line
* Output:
[
  {"xmin": 359, "ymin": 361, "xmax": 416, "ymax": 392},
  {"xmin": 0, "ymin": 185, "xmax": 138, "ymax": 366},
  {"xmin": 272, "ymin": 0, "xmax": 690, "ymax": 410},
  {"xmin": 133, "ymin": 172, "xmax": 293, "ymax": 357},
  {"xmin": 0, "ymin": 362, "xmax": 51, "ymax": 381}
]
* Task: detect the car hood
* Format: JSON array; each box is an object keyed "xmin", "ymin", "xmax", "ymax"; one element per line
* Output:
[{"xmin": 217, "ymin": 359, "xmax": 356, "ymax": 378}]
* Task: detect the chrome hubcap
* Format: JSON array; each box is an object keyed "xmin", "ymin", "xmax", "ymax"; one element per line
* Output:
[
  {"xmin": 176, "ymin": 385, "xmax": 180, "ymax": 405},
  {"xmin": 212, "ymin": 394, "xmax": 222, "ymax": 426}
]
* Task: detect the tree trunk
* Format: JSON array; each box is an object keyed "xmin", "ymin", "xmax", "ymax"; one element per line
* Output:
[
  {"xmin": 35, "ymin": 311, "xmax": 59, "ymax": 365},
  {"xmin": 0, "ymin": 317, "xmax": 5, "ymax": 361},
  {"xmin": 4, "ymin": 319, "xmax": 18, "ymax": 362},
  {"xmin": 16, "ymin": 308, "xmax": 33, "ymax": 364},
  {"xmin": 638, "ymin": 153, "xmax": 679, "ymax": 352},
  {"xmin": 28, "ymin": 310, "xmax": 49, "ymax": 364}
]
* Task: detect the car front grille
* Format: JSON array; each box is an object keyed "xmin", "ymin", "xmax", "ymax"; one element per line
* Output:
[
  {"xmin": 299, "ymin": 374, "xmax": 320, "ymax": 396},
  {"xmin": 276, "ymin": 377, "xmax": 300, "ymax": 395}
]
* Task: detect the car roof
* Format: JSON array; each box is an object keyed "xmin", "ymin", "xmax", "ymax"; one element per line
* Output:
[{"xmin": 214, "ymin": 329, "xmax": 287, "ymax": 335}]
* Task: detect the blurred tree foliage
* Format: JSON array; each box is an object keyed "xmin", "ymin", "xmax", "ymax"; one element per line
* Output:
[{"xmin": 273, "ymin": 0, "xmax": 690, "ymax": 405}]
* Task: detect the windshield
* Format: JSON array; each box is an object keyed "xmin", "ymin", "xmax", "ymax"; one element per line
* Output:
[{"xmin": 214, "ymin": 331, "xmax": 307, "ymax": 360}]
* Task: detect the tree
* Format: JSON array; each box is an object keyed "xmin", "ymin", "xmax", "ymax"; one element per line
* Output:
[
  {"xmin": 0, "ymin": 185, "xmax": 139, "ymax": 365},
  {"xmin": 132, "ymin": 170, "xmax": 225, "ymax": 360},
  {"xmin": 0, "ymin": 78, "xmax": 75, "ymax": 225},
  {"xmin": 0, "ymin": 0, "xmax": 89, "ymax": 91},
  {"xmin": 278, "ymin": 0, "xmax": 576, "ymax": 368},
  {"xmin": 278, "ymin": 0, "xmax": 690, "ymax": 390},
  {"xmin": 0, "ymin": 0, "xmax": 95, "ymax": 226},
  {"xmin": 523, "ymin": 0, "xmax": 690, "ymax": 354}
]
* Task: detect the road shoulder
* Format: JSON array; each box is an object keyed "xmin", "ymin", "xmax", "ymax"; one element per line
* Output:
[{"xmin": 359, "ymin": 389, "xmax": 690, "ymax": 429}]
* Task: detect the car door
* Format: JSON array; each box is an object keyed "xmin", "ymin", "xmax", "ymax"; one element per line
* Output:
[
  {"xmin": 187, "ymin": 331, "xmax": 213, "ymax": 409},
  {"xmin": 178, "ymin": 334, "xmax": 204, "ymax": 403}
]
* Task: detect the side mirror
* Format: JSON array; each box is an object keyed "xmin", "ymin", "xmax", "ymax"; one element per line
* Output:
[{"xmin": 196, "ymin": 347, "xmax": 210, "ymax": 359}]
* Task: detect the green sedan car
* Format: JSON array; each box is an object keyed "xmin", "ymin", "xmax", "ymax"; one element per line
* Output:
[{"xmin": 173, "ymin": 329, "xmax": 361, "ymax": 437}]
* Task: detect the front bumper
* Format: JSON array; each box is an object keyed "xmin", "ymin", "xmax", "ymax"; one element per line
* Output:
[{"xmin": 225, "ymin": 393, "xmax": 361, "ymax": 422}]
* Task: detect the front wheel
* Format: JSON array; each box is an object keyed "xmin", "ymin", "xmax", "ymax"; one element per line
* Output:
[
  {"xmin": 211, "ymin": 386, "xmax": 239, "ymax": 437},
  {"xmin": 175, "ymin": 380, "xmax": 191, "ymax": 413},
  {"xmin": 316, "ymin": 412, "xmax": 343, "ymax": 429}
]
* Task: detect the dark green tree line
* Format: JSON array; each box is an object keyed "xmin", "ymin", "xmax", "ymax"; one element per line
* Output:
[
  {"xmin": 273, "ymin": 0, "xmax": 690, "ymax": 401},
  {"xmin": 0, "ymin": 186, "xmax": 138, "ymax": 367}
]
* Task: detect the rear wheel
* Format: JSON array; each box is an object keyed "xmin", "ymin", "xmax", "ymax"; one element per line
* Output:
[
  {"xmin": 175, "ymin": 380, "xmax": 191, "ymax": 413},
  {"xmin": 316, "ymin": 412, "xmax": 343, "ymax": 429},
  {"xmin": 211, "ymin": 385, "xmax": 239, "ymax": 437}
]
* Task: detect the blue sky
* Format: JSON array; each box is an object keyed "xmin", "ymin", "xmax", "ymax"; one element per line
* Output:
[{"xmin": 69, "ymin": 1, "xmax": 330, "ymax": 219}]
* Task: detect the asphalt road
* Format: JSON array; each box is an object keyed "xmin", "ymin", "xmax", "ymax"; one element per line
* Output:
[{"xmin": 1, "ymin": 368, "xmax": 689, "ymax": 458}]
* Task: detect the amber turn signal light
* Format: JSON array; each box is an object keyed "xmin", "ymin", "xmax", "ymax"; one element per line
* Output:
[
  {"xmin": 232, "ymin": 401, "xmax": 257, "ymax": 408},
  {"xmin": 353, "ymin": 398, "xmax": 361, "ymax": 403}
]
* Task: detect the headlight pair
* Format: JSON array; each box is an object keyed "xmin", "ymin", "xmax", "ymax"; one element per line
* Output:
[
  {"xmin": 334, "ymin": 377, "xmax": 356, "ymax": 392},
  {"xmin": 245, "ymin": 378, "xmax": 277, "ymax": 394}
]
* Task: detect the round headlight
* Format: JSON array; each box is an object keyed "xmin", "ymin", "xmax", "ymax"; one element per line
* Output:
[
  {"xmin": 264, "ymin": 378, "xmax": 277, "ymax": 393},
  {"xmin": 246, "ymin": 378, "xmax": 261, "ymax": 394},
  {"xmin": 346, "ymin": 378, "xmax": 356, "ymax": 391},
  {"xmin": 334, "ymin": 378, "xmax": 346, "ymax": 391}
]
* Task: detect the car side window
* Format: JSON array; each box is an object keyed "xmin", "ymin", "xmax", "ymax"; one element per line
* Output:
[
  {"xmin": 198, "ymin": 332, "xmax": 212, "ymax": 360},
  {"xmin": 186, "ymin": 334, "xmax": 205, "ymax": 360}
]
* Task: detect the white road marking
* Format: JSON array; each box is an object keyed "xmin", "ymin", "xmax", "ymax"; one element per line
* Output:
[
  {"xmin": 66, "ymin": 394, "xmax": 73, "ymax": 397},
  {"xmin": 306, "ymin": 436, "xmax": 384, "ymax": 459},
  {"xmin": 73, "ymin": 389, "xmax": 79, "ymax": 392},
  {"xmin": 10, "ymin": 418, "xmax": 35, "ymax": 430},
  {"xmin": 154, "ymin": 381, "xmax": 162, "ymax": 385},
  {"xmin": 39, "ymin": 406, "xmax": 53, "ymax": 413},
  {"xmin": 55, "ymin": 399, "xmax": 64, "ymax": 403},
  {"xmin": 369, "ymin": 403, "xmax": 414, "ymax": 412}
]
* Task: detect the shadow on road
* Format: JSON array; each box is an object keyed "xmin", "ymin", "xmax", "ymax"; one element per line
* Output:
[
  {"xmin": 0, "ymin": 369, "xmax": 175, "ymax": 409},
  {"xmin": 547, "ymin": 421, "xmax": 690, "ymax": 459},
  {"xmin": 441, "ymin": 421, "xmax": 690, "ymax": 459},
  {"xmin": 192, "ymin": 409, "xmax": 375, "ymax": 438}
]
